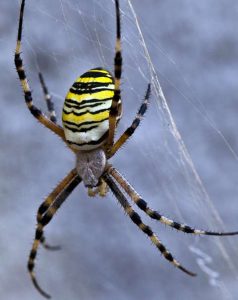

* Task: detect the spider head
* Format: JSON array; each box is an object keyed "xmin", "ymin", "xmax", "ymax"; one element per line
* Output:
[{"xmin": 75, "ymin": 148, "xmax": 107, "ymax": 187}]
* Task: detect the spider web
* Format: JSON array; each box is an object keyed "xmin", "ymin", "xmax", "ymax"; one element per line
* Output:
[
  {"xmin": 127, "ymin": 1, "xmax": 238, "ymax": 297},
  {"xmin": 3, "ymin": 0, "xmax": 238, "ymax": 299}
]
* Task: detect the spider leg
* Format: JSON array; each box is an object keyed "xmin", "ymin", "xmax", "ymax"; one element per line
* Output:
[
  {"xmin": 38, "ymin": 72, "xmax": 57, "ymax": 124},
  {"xmin": 15, "ymin": 0, "xmax": 65, "ymax": 141},
  {"xmin": 28, "ymin": 172, "xmax": 81, "ymax": 299},
  {"xmin": 106, "ymin": 0, "xmax": 122, "ymax": 151},
  {"xmin": 40, "ymin": 236, "xmax": 61, "ymax": 251},
  {"xmin": 103, "ymin": 172, "xmax": 196, "ymax": 276},
  {"xmin": 108, "ymin": 166, "xmax": 238, "ymax": 236},
  {"xmin": 108, "ymin": 84, "xmax": 151, "ymax": 158},
  {"xmin": 37, "ymin": 168, "xmax": 78, "ymax": 250},
  {"xmin": 37, "ymin": 168, "xmax": 78, "ymax": 222}
]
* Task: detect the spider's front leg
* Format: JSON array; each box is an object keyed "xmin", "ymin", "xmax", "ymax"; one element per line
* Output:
[
  {"xmin": 15, "ymin": 0, "xmax": 65, "ymax": 141},
  {"xmin": 106, "ymin": 0, "xmax": 122, "ymax": 152},
  {"xmin": 105, "ymin": 1, "xmax": 151, "ymax": 157},
  {"xmin": 108, "ymin": 84, "xmax": 151, "ymax": 158},
  {"xmin": 38, "ymin": 72, "xmax": 57, "ymax": 124}
]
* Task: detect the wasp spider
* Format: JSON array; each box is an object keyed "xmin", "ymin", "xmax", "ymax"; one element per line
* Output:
[{"xmin": 15, "ymin": 0, "xmax": 238, "ymax": 298}]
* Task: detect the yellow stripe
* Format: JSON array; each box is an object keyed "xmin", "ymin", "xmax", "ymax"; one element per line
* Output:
[
  {"xmin": 62, "ymin": 110, "xmax": 109, "ymax": 123},
  {"xmin": 76, "ymin": 77, "xmax": 113, "ymax": 83},
  {"xmin": 66, "ymin": 90, "xmax": 114, "ymax": 102},
  {"xmin": 90, "ymin": 69, "xmax": 109, "ymax": 73}
]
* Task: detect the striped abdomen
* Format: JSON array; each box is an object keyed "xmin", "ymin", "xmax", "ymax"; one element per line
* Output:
[{"xmin": 62, "ymin": 68, "xmax": 121, "ymax": 151}]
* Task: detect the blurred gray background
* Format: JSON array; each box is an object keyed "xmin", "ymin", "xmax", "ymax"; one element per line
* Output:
[{"xmin": 1, "ymin": 0, "xmax": 238, "ymax": 299}]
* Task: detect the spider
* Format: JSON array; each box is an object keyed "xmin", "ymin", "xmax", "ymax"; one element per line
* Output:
[{"xmin": 15, "ymin": 0, "xmax": 238, "ymax": 298}]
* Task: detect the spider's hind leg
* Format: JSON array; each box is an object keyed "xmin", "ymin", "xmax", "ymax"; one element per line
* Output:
[
  {"xmin": 108, "ymin": 166, "xmax": 238, "ymax": 237},
  {"xmin": 36, "ymin": 169, "xmax": 78, "ymax": 251},
  {"xmin": 104, "ymin": 172, "xmax": 196, "ymax": 277},
  {"xmin": 28, "ymin": 169, "xmax": 81, "ymax": 298}
]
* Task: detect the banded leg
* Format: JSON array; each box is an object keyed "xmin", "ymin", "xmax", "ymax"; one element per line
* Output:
[
  {"xmin": 39, "ymin": 72, "xmax": 57, "ymax": 123},
  {"xmin": 28, "ymin": 172, "xmax": 81, "ymax": 298},
  {"xmin": 103, "ymin": 173, "xmax": 195, "ymax": 276},
  {"xmin": 15, "ymin": 0, "xmax": 65, "ymax": 140},
  {"xmin": 108, "ymin": 166, "xmax": 238, "ymax": 236},
  {"xmin": 108, "ymin": 84, "xmax": 151, "ymax": 158},
  {"xmin": 37, "ymin": 168, "xmax": 78, "ymax": 250},
  {"xmin": 107, "ymin": 0, "xmax": 122, "ymax": 151},
  {"xmin": 37, "ymin": 168, "xmax": 78, "ymax": 222}
]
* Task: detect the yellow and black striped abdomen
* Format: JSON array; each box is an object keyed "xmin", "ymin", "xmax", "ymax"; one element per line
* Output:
[{"xmin": 62, "ymin": 68, "xmax": 119, "ymax": 151}]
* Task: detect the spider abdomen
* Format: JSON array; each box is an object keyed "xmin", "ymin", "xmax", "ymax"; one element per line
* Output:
[{"xmin": 62, "ymin": 68, "xmax": 115, "ymax": 151}]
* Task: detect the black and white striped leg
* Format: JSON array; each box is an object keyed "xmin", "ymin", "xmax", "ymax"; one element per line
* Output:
[
  {"xmin": 28, "ymin": 173, "xmax": 81, "ymax": 298},
  {"xmin": 109, "ymin": 84, "xmax": 151, "ymax": 157},
  {"xmin": 37, "ymin": 169, "xmax": 78, "ymax": 251},
  {"xmin": 107, "ymin": 0, "xmax": 122, "ymax": 151},
  {"xmin": 108, "ymin": 166, "xmax": 238, "ymax": 236},
  {"xmin": 38, "ymin": 72, "xmax": 57, "ymax": 123},
  {"xmin": 37, "ymin": 169, "xmax": 78, "ymax": 222},
  {"xmin": 103, "ymin": 173, "xmax": 196, "ymax": 277},
  {"xmin": 15, "ymin": 0, "xmax": 65, "ymax": 140}
]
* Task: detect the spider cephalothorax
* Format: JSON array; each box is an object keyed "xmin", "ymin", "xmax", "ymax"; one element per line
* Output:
[
  {"xmin": 75, "ymin": 148, "xmax": 107, "ymax": 187},
  {"xmin": 15, "ymin": 0, "xmax": 238, "ymax": 298}
]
